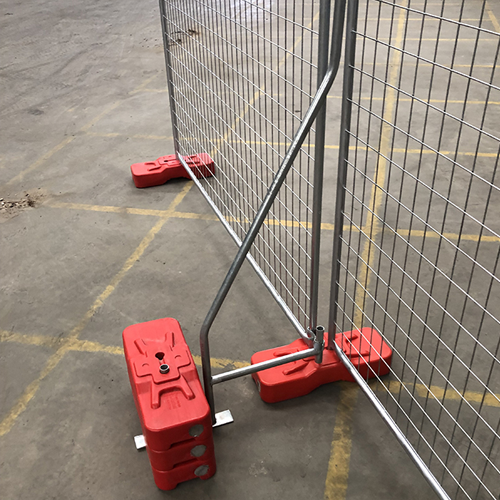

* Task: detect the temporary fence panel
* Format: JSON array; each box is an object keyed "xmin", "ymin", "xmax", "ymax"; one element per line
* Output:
[
  {"xmin": 159, "ymin": 0, "xmax": 347, "ymax": 421},
  {"xmin": 329, "ymin": 1, "xmax": 500, "ymax": 499},
  {"xmin": 153, "ymin": 0, "xmax": 500, "ymax": 497},
  {"xmin": 161, "ymin": 0, "xmax": 325, "ymax": 335}
]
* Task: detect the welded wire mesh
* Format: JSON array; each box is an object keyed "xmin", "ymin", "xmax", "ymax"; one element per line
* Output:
[
  {"xmin": 332, "ymin": 1, "xmax": 500, "ymax": 499},
  {"xmin": 161, "ymin": 0, "xmax": 322, "ymax": 330}
]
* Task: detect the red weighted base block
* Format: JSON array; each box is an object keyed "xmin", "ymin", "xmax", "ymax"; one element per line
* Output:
[
  {"xmin": 131, "ymin": 153, "xmax": 215, "ymax": 188},
  {"xmin": 151, "ymin": 459, "xmax": 216, "ymax": 491},
  {"xmin": 251, "ymin": 328, "xmax": 392, "ymax": 403},
  {"xmin": 123, "ymin": 318, "xmax": 216, "ymax": 490}
]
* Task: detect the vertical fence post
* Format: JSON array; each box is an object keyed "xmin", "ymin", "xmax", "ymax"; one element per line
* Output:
[
  {"xmin": 309, "ymin": 0, "xmax": 332, "ymax": 363},
  {"xmin": 327, "ymin": 0, "xmax": 358, "ymax": 350}
]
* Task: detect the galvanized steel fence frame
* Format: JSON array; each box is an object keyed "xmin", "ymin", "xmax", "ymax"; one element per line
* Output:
[
  {"xmin": 160, "ymin": 0, "xmax": 346, "ymax": 423},
  {"xmin": 329, "ymin": 1, "xmax": 500, "ymax": 499},
  {"xmin": 158, "ymin": 0, "xmax": 500, "ymax": 498}
]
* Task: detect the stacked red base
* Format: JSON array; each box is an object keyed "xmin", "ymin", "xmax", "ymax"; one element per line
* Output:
[
  {"xmin": 123, "ymin": 318, "xmax": 216, "ymax": 490},
  {"xmin": 251, "ymin": 328, "xmax": 392, "ymax": 403},
  {"xmin": 131, "ymin": 153, "xmax": 215, "ymax": 188}
]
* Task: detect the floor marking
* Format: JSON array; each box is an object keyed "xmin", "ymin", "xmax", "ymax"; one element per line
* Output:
[
  {"xmin": 128, "ymin": 74, "xmax": 160, "ymax": 93},
  {"xmin": 374, "ymin": 380, "xmax": 500, "ymax": 409},
  {"xmin": 79, "ymin": 130, "xmax": 500, "ymax": 159},
  {"xmin": 336, "ymin": 63, "xmax": 497, "ymax": 68},
  {"xmin": 397, "ymin": 228, "xmax": 499, "ymax": 243},
  {"xmin": 486, "ymin": 1, "xmax": 500, "ymax": 32},
  {"xmin": 0, "ymin": 329, "xmax": 58, "ymax": 348},
  {"xmin": 324, "ymin": 385, "xmax": 359, "ymax": 500},
  {"xmin": 206, "ymin": 11, "xmax": 319, "ymax": 162},
  {"xmin": 85, "ymin": 131, "xmax": 173, "ymax": 141},
  {"xmin": 132, "ymin": 88, "xmax": 168, "ymax": 94},
  {"xmin": 43, "ymin": 201, "xmax": 500, "ymax": 244},
  {"xmin": 128, "ymin": 74, "xmax": 160, "ymax": 94},
  {"xmin": 2, "ymin": 73, "xmax": 160, "ymax": 189},
  {"xmin": 365, "ymin": 18, "xmax": 482, "ymax": 22},
  {"xmin": 4, "ymin": 330, "xmax": 497, "ymax": 409},
  {"xmin": 191, "ymin": 355, "xmax": 250, "ymax": 370},
  {"xmin": 0, "ymin": 182, "xmax": 193, "ymax": 438},
  {"xmin": 3, "ymin": 136, "xmax": 75, "ymax": 187},
  {"xmin": 382, "ymin": 38, "xmax": 499, "ymax": 42},
  {"xmin": 236, "ymin": 139, "xmax": 500, "ymax": 159},
  {"xmin": 46, "ymin": 201, "xmax": 170, "ymax": 218},
  {"xmin": 328, "ymin": 95, "xmax": 500, "ymax": 106},
  {"xmin": 324, "ymin": 4, "xmax": 408, "ymax": 499},
  {"xmin": 3, "ymin": 103, "xmax": 122, "ymax": 188},
  {"xmin": 0, "ymin": 348, "xmax": 69, "ymax": 438}
]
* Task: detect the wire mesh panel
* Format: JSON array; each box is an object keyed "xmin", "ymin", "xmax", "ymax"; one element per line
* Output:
[
  {"xmin": 161, "ymin": 0, "xmax": 324, "ymax": 332},
  {"xmin": 330, "ymin": 0, "xmax": 500, "ymax": 498}
]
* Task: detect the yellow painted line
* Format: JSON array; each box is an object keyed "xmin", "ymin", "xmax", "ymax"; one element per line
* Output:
[
  {"xmin": 68, "ymin": 341, "xmax": 250, "ymax": 369},
  {"xmin": 228, "ymin": 139, "xmax": 500, "ymax": 159},
  {"xmin": 328, "ymin": 95, "xmax": 500, "ymax": 105},
  {"xmin": 486, "ymin": 1, "xmax": 500, "ymax": 33},
  {"xmin": 0, "ymin": 329, "xmax": 249, "ymax": 369},
  {"xmin": 3, "ymin": 136, "xmax": 75, "ymax": 187},
  {"xmin": 128, "ymin": 74, "xmax": 160, "ymax": 94},
  {"xmin": 397, "ymin": 228, "xmax": 500, "ymax": 243},
  {"xmin": 371, "ymin": 379, "xmax": 500, "ymax": 409},
  {"xmin": 132, "ymin": 88, "xmax": 168, "ymax": 94},
  {"xmin": 411, "ymin": 1, "xmax": 470, "ymax": 4},
  {"xmin": 85, "ymin": 131, "xmax": 172, "ymax": 141},
  {"xmin": 0, "ymin": 332, "xmax": 125, "ymax": 356},
  {"xmin": 76, "ymin": 129, "xmax": 500, "ymax": 159},
  {"xmin": 0, "ymin": 182, "xmax": 193, "ymax": 438},
  {"xmin": 335, "ymin": 63, "xmax": 497, "ymax": 68},
  {"xmin": 67, "ymin": 182, "xmax": 193, "ymax": 344},
  {"xmin": 203, "ymin": 12, "xmax": 320, "ymax": 160},
  {"xmin": 0, "ymin": 330, "xmax": 58, "ymax": 348},
  {"xmin": 4, "ymin": 330, "xmax": 499, "ymax": 408},
  {"xmin": 172, "ymin": 211, "xmax": 219, "ymax": 222},
  {"xmin": 324, "ymin": 5, "xmax": 408, "ymax": 499},
  {"xmin": 382, "ymin": 38, "xmax": 498, "ymax": 42},
  {"xmin": 47, "ymin": 201, "xmax": 171, "ymax": 218},
  {"xmin": 3, "ymin": 74, "xmax": 161, "ymax": 188},
  {"xmin": 66, "ymin": 338, "xmax": 125, "ymax": 356},
  {"xmin": 354, "ymin": 6, "xmax": 407, "ymax": 321},
  {"xmin": 208, "ymin": 12, "xmax": 320, "ymax": 162},
  {"xmin": 43, "ymin": 201, "xmax": 500, "ymax": 243},
  {"xmin": 0, "ymin": 348, "xmax": 69, "ymax": 438},
  {"xmin": 444, "ymin": 64, "xmax": 496, "ymax": 68},
  {"xmin": 211, "ymin": 87, "xmax": 264, "ymax": 159},
  {"xmin": 398, "ymin": 148, "xmax": 499, "ymax": 158},
  {"xmin": 191, "ymin": 354, "xmax": 250, "ymax": 370},
  {"xmin": 364, "ymin": 18, "xmax": 482, "ymax": 22},
  {"xmin": 4, "ymin": 101, "xmax": 123, "ymax": 188},
  {"xmin": 324, "ymin": 384, "xmax": 359, "ymax": 500}
]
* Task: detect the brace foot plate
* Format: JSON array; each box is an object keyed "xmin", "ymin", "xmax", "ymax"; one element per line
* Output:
[{"xmin": 213, "ymin": 409, "xmax": 234, "ymax": 428}]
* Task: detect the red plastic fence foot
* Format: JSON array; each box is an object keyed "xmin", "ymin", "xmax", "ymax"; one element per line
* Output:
[
  {"xmin": 251, "ymin": 328, "xmax": 393, "ymax": 403},
  {"xmin": 123, "ymin": 318, "xmax": 216, "ymax": 490},
  {"xmin": 130, "ymin": 153, "xmax": 215, "ymax": 188}
]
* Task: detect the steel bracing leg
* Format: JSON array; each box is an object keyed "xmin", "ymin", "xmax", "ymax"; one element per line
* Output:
[{"xmin": 198, "ymin": 0, "xmax": 347, "ymax": 424}]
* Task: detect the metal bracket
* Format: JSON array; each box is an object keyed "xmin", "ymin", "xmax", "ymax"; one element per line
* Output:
[
  {"xmin": 213, "ymin": 409, "xmax": 234, "ymax": 428},
  {"xmin": 134, "ymin": 434, "xmax": 146, "ymax": 451},
  {"xmin": 133, "ymin": 409, "xmax": 233, "ymax": 451}
]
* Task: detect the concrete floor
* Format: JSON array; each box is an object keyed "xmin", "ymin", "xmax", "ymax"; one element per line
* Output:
[{"xmin": 1, "ymin": 1, "xmax": 499, "ymax": 499}]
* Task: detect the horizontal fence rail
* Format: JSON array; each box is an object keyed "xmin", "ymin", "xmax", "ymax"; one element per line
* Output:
[{"xmin": 330, "ymin": 0, "xmax": 500, "ymax": 499}]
